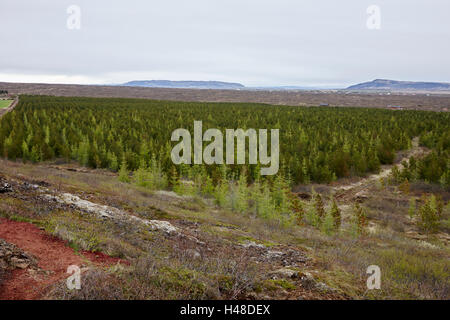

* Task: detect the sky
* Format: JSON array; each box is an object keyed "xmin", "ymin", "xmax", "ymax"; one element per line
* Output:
[{"xmin": 0, "ymin": 0, "xmax": 449, "ymax": 88}]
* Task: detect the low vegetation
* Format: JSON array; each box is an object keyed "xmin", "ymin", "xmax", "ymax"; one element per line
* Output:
[
  {"xmin": 0, "ymin": 95, "xmax": 448, "ymax": 300},
  {"xmin": 0, "ymin": 95, "xmax": 448, "ymax": 186}
]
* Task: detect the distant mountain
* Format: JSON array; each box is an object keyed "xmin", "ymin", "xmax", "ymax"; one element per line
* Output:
[
  {"xmin": 347, "ymin": 79, "xmax": 450, "ymax": 91},
  {"xmin": 249, "ymin": 85, "xmax": 335, "ymax": 90},
  {"xmin": 122, "ymin": 80, "xmax": 245, "ymax": 90}
]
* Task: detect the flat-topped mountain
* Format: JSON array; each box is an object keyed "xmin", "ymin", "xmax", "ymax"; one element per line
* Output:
[{"xmin": 347, "ymin": 79, "xmax": 450, "ymax": 91}]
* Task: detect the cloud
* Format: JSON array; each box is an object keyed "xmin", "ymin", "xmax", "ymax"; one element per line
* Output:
[{"xmin": 0, "ymin": 0, "xmax": 449, "ymax": 87}]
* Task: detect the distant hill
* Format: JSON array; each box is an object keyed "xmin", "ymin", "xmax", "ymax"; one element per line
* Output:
[
  {"xmin": 347, "ymin": 79, "xmax": 450, "ymax": 91},
  {"xmin": 122, "ymin": 80, "xmax": 245, "ymax": 90}
]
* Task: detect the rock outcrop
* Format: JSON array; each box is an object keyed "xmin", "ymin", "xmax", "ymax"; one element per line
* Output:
[
  {"xmin": 0, "ymin": 239, "xmax": 37, "ymax": 271},
  {"xmin": 43, "ymin": 192, "xmax": 180, "ymax": 236}
]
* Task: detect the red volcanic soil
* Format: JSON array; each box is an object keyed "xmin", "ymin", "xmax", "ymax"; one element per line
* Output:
[{"xmin": 0, "ymin": 218, "xmax": 126, "ymax": 300}]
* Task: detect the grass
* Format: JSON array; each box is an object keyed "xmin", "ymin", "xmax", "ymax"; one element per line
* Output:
[
  {"xmin": 0, "ymin": 100, "xmax": 12, "ymax": 109},
  {"xmin": 0, "ymin": 162, "xmax": 264, "ymax": 299},
  {"xmin": 1, "ymin": 158, "xmax": 449, "ymax": 300}
]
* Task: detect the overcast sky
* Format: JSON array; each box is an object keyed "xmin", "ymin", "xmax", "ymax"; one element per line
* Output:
[{"xmin": 0, "ymin": 0, "xmax": 449, "ymax": 87}]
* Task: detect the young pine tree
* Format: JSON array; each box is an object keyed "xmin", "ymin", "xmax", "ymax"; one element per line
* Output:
[
  {"xmin": 313, "ymin": 192, "xmax": 326, "ymax": 223},
  {"xmin": 289, "ymin": 194, "xmax": 305, "ymax": 226},
  {"xmin": 148, "ymin": 155, "xmax": 168, "ymax": 190},
  {"xmin": 107, "ymin": 152, "xmax": 119, "ymax": 171},
  {"xmin": 408, "ymin": 197, "xmax": 416, "ymax": 220},
  {"xmin": 305, "ymin": 200, "xmax": 321, "ymax": 227},
  {"xmin": 321, "ymin": 212, "xmax": 336, "ymax": 236},
  {"xmin": 352, "ymin": 203, "xmax": 367, "ymax": 236},
  {"xmin": 235, "ymin": 171, "xmax": 249, "ymax": 213},
  {"xmin": 272, "ymin": 174, "xmax": 291, "ymax": 215},
  {"xmin": 258, "ymin": 181, "xmax": 276, "ymax": 219},
  {"xmin": 302, "ymin": 158, "xmax": 310, "ymax": 184},
  {"xmin": 118, "ymin": 157, "xmax": 130, "ymax": 183},
  {"xmin": 429, "ymin": 194, "xmax": 443, "ymax": 219},
  {"xmin": 417, "ymin": 195, "xmax": 441, "ymax": 233},
  {"xmin": 330, "ymin": 197, "xmax": 341, "ymax": 230},
  {"xmin": 202, "ymin": 174, "xmax": 215, "ymax": 197},
  {"xmin": 169, "ymin": 166, "xmax": 179, "ymax": 191},
  {"xmin": 21, "ymin": 141, "xmax": 29, "ymax": 162},
  {"xmin": 214, "ymin": 180, "xmax": 229, "ymax": 208},
  {"xmin": 133, "ymin": 159, "xmax": 149, "ymax": 187},
  {"xmin": 248, "ymin": 179, "xmax": 259, "ymax": 215}
]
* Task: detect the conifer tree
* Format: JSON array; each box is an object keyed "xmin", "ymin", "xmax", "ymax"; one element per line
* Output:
[
  {"xmin": 302, "ymin": 158, "xmax": 310, "ymax": 183},
  {"xmin": 235, "ymin": 170, "xmax": 248, "ymax": 213},
  {"xmin": 107, "ymin": 152, "xmax": 119, "ymax": 171},
  {"xmin": 313, "ymin": 192, "xmax": 326, "ymax": 222},
  {"xmin": 321, "ymin": 212, "xmax": 335, "ymax": 235},
  {"xmin": 272, "ymin": 174, "xmax": 291, "ymax": 215},
  {"xmin": 258, "ymin": 181, "xmax": 275, "ymax": 219},
  {"xmin": 169, "ymin": 166, "xmax": 179, "ymax": 190},
  {"xmin": 118, "ymin": 156, "xmax": 130, "ymax": 183},
  {"xmin": 214, "ymin": 180, "xmax": 229, "ymax": 208},
  {"xmin": 290, "ymin": 195, "xmax": 305, "ymax": 226},
  {"xmin": 134, "ymin": 159, "xmax": 149, "ymax": 187},
  {"xmin": 330, "ymin": 197, "xmax": 341, "ymax": 230},
  {"xmin": 202, "ymin": 174, "xmax": 214, "ymax": 197},
  {"xmin": 353, "ymin": 203, "xmax": 367, "ymax": 235},
  {"xmin": 21, "ymin": 141, "xmax": 29, "ymax": 162},
  {"xmin": 417, "ymin": 195, "xmax": 440, "ymax": 233}
]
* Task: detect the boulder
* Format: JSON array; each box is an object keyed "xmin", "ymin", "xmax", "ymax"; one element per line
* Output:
[
  {"xmin": 147, "ymin": 220, "xmax": 179, "ymax": 235},
  {"xmin": 0, "ymin": 239, "xmax": 37, "ymax": 271},
  {"xmin": 268, "ymin": 268, "xmax": 300, "ymax": 279},
  {"xmin": 300, "ymin": 271, "xmax": 335, "ymax": 292},
  {"xmin": 300, "ymin": 272, "xmax": 316, "ymax": 289},
  {"xmin": 241, "ymin": 241, "xmax": 266, "ymax": 250}
]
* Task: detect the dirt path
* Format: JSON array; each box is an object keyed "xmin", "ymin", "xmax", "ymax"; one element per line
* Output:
[
  {"xmin": 334, "ymin": 137, "xmax": 429, "ymax": 201},
  {"xmin": 0, "ymin": 218, "xmax": 124, "ymax": 300}
]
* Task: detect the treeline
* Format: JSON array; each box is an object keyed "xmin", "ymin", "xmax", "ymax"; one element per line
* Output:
[{"xmin": 0, "ymin": 95, "xmax": 448, "ymax": 186}]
